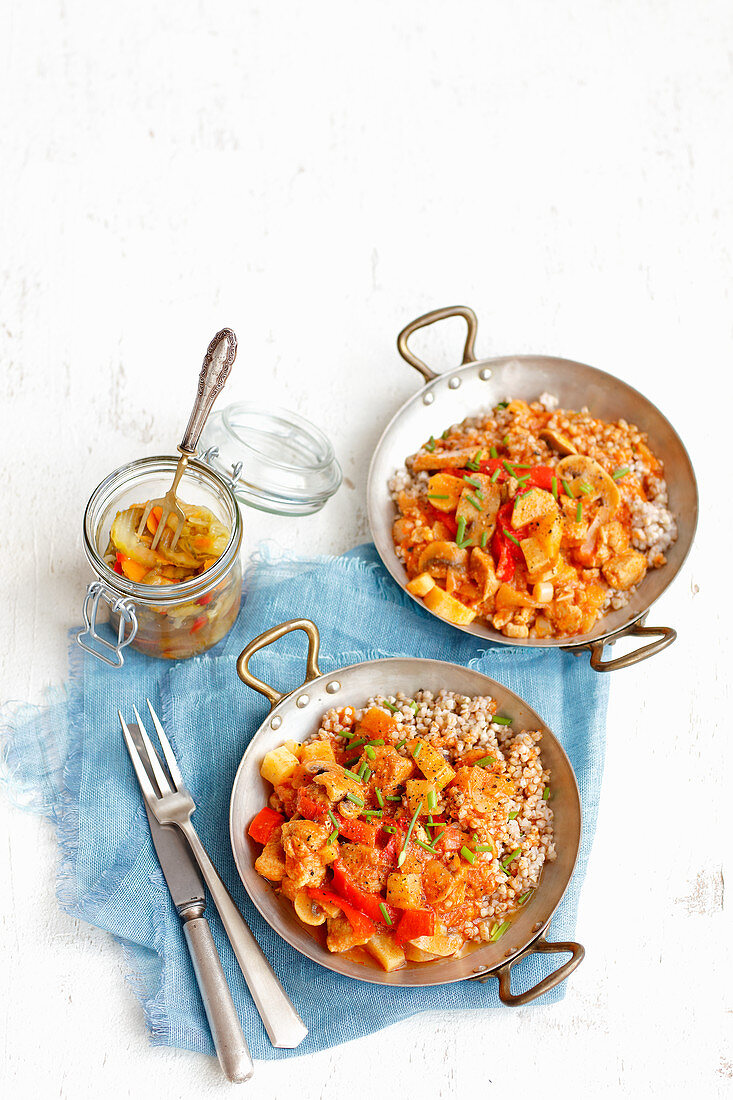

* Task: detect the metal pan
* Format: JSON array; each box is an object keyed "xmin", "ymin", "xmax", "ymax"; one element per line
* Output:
[
  {"xmin": 229, "ymin": 618, "xmax": 584, "ymax": 1005},
  {"xmin": 367, "ymin": 306, "xmax": 698, "ymax": 671}
]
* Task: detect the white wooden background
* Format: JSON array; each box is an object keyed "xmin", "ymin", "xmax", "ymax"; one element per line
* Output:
[{"xmin": 1, "ymin": 1, "xmax": 730, "ymax": 1096}]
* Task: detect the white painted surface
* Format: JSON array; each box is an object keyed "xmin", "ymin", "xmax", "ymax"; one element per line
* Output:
[{"xmin": 1, "ymin": 1, "xmax": 730, "ymax": 1096}]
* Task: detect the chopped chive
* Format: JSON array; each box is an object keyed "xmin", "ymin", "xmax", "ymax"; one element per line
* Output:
[
  {"xmin": 475, "ymin": 755, "xmax": 496, "ymax": 767},
  {"xmin": 382, "ymin": 702, "xmax": 399, "ymax": 714},
  {"xmin": 328, "ymin": 810, "xmax": 339, "ymax": 830},
  {"xmin": 360, "ymin": 766, "xmax": 372, "ymax": 782},
  {"xmin": 503, "ymin": 530, "xmax": 521, "ymax": 547},
  {"xmin": 515, "ymin": 475, "xmax": 530, "ymax": 487},
  {"xmin": 409, "ymin": 701, "xmax": 419, "ymax": 714},
  {"xmin": 427, "ymin": 789, "xmax": 437, "ymax": 811},
  {"xmin": 543, "ymin": 785, "xmax": 550, "ymax": 800},
  {"xmin": 343, "ymin": 767, "xmax": 362, "ymax": 780},
  {"xmin": 501, "ymin": 847, "xmax": 522, "ymax": 869},
  {"xmin": 365, "ymin": 745, "xmax": 376, "ymax": 761},
  {"xmin": 489, "ymin": 920, "xmax": 511, "ymax": 942},
  {"xmin": 416, "ymin": 839, "xmax": 438, "ymax": 855},
  {"xmin": 578, "ymin": 481, "xmax": 592, "ymax": 495},
  {"xmin": 428, "ymin": 493, "xmax": 450, "ymax": 500},
  {"xmin": 493, "ymin": 715, "xmax": 512, "ymax": 725},
  {"xmin": 385, "ymin": 795, "xmax": 402, "ymax": 802},
  {"xmin": 489, "ymin": 446, "xmax": 499, "ymax": 459},
  {"xmin": 460, "ymin": 845, "xmax": 476, "ymax": 865},
  {"xmin": 347, "ymin": 738, "xmax": 367, "ymax": 750},
  {"xmin": 495, "ymin": 401, "xmax": 509, "ymax": 410},
  {"xmin": 375, "ymin": 788, "xmax": 384, "ymax": 808},
  {"xmin": 395, "ymin": 738, "xmax": 406, "ymax": 749},
  {"xmin": 379, "ymin": 903, "xmax": 393, "ymax": 926},
  {"xmin": 463, "ymin": 475, "xmax": 483, "ymax": 490},
  {"xmin": 502, "ymin": 434, "xmax": 509, "ymax": 445},
  {"xmin": 512, "ymin": 463, "xmax": 532, "ymax": 469},
  {"xmin": 367, "ymin": 739, "xmax": 385, "ymax": 746},
  {"xmin": 502, "ymin": 460, "xmax": 515, "ymax": 476},
  {"xmin": 425, "ymin": 436, "xmax": 436, "ymax": 452},
  {"xmin": 364, "ymin": 809, "xmax": 383, "ymax": 817},
  {"xmin": 441, "ymin": 429, "xmax": 450, "ymax": 440},
  {"xmin": 455, "ymin": 515, "xmax": 467, "ymax": 543},
  {"xmin": 518, "ymin": 890, "xmax": 533, "ymax": 905},
  {"xmin": 474, "ymin": 449, "xmax": 484, "ymax": 463},
  {"xmin": 480, "ymin": 529, "xmax": 489, "ymax": 548},
  {"xmin": 383, "ymin": 825, "xmax": 397, "ymax": 834},
  {"xmin": 346, "ymin": 792, "xmax": 364, "ymax": 807},
  {"xmin": 575, "ymin": 499, "xmax": 583, "ymax": 523},
  {"xmin": 612, "ymin": 467, "xmax": 630, "ymax": 480},
  {"xmin": 490, "ymin": 467, "xmax": 501, "ymax": 483},
  {"xmin": 499, "ymin": 864, "xmax": 510, "ymax": 875},
  {"xmin": 475, "ymin": 844, "xmax": 494, "ymax": 853},
  {"xmin": 328, "ymin": 829, "xmax": 338, "ymax": 844},
  {"xmin": 561, "ymin": 478, "xmax": 575, "ymax": 498},
  {"xmin": 551, "ymin": 476, "xmax": 558, "ymax": 499},
  {"xmin": 345, "ymin": 757, "xmax": 360, "ymax": 768},
  {"xmin": 397, "ymin": 800, "xmax": 424, "ymax": 866},
  {"xmin": 412, "ymin": 742, "xmax": 423, "ymax": 760},
  {"xmin": 432, "ymin": 829, "xmax": 446, "ymax": 843},
  {"xmin": 508, "ymin": 810, "xmax": 519, "ymax": 820},
  {"xmin": 466, "ymin": 493, "xmax": 483, "ymax": 511}
]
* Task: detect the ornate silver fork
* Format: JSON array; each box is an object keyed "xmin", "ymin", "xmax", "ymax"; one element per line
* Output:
[
  {"xmin": 137, "ymin": 328, "xmax": 237, "ymax": 550},
  {"xmin": 118, "ymin": 700, "xmax": 308, "ymax": 1049}
]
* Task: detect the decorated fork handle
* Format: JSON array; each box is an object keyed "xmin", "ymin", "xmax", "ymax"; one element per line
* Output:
[
  {"xmin": 176, "ymin": 818, "xmax": 309, "ymax": 1049},
  {"xmin": 179, "ymin": 328, "xmax": 238, "ymax": 455}
]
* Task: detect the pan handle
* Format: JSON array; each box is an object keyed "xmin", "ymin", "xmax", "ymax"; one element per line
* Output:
[
  {"xmin": 236, "ymin": 618, "xmax": 322, "ymax": 709},
  {"xmin": 397, "ymin": 305, "xmax": 479, "ymax": 383},
  {"xmin": 494, "ymin": 935, "xmax": 585, "ymax": 1007},
  {"xmin": 589, "ymin": 620, "xmax": 677, "ymax": 672}
]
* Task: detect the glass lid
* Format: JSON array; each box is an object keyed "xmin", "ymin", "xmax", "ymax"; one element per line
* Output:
[{"xmin": 199, "ymin": 401, "xmax": 342, "ymax": 517}]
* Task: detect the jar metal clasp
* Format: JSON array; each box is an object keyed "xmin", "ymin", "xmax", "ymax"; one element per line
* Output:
[{"xmin": 76, "ymin": 581, "xmax": 139, "ymax": 667}]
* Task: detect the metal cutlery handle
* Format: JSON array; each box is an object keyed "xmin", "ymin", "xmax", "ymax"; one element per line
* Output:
[
  {"xmin": 182, "ymin": 915, "xmax": 254, "ymax": 1082},
  {"xmin": 178, "ymin": 819, "xmax": 308, "ymax": 1049},
  {"xmin": 179, "ymin": 328, "xmax": 238, "ymax": 455}
]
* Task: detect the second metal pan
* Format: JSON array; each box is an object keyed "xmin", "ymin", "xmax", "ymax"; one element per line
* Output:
[
  {"xmin": 229, "ymin": 618, "xmax": 584, "ymax": 1005},
  {"xmin": 367, "ymin": 305, "xmax": 698, "ymax": 671}
]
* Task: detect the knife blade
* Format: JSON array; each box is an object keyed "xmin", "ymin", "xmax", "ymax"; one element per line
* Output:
[{"xmin": 128, "ymin": 723, "xmax": 253, "ymax": 1083}]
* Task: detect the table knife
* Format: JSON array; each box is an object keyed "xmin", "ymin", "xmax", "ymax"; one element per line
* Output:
[{"xmin": 129, "ymin": 723, "xmax": 253, "ymax": 1083}]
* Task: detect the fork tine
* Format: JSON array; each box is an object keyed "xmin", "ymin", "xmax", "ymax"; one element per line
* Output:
[
  {"xmin": 119, "ymin": 711, "xmax": 160, "ymax": 805},
  {"xmin": 149, "ymin": 510, "xmax": 167, "ymax": 551},
  {"xmin": 137, "ymin": 501, "xmax": 154, "ymax": 537},
  {"xmin": 146, "ymin": 699, "xmax": 185, "ymax": 789},
  {"xmin": 132, "ymin": 704, "xmax": 172, "ymax": 794}
]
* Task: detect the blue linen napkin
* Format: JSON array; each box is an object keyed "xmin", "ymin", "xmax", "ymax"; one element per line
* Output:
[{"xmin": 1, "ymin": 544, "xmax": 608, "ymax": 1059}]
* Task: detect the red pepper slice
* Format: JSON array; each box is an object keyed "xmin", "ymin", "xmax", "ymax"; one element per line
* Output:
[
  {"xmin": 196, "ymin": 593, "xmax": 214, "ymax": 606},
  {"xmin": 331, "ymin": 864, "xmax": 399, "ymax": 927},
  {"xmin": 247, "ymin": 807, "xmax": 285, "ymax": 845},
  {"xmin": 426, "ymin": 504, "xmax": 458, "ymax": 537},
  {"xmin": 190, "ymin": 615, "xmax": 208, "ymax": 634},
  {"xmin": 394, "ymin": 908, "xmax": 436, "ymax": 942},
  {"xmin": 307, "ymin": 886, "xmax": 377, "ymax": 939},
  {"xmin": 334, "ymin": 815, "xmax": 379, "ymax": 846},
  {"xmin": 528, "ymin": 465, "xmax": 556, "ymax": 491},
  {"xmin": 295, "ymin": 786, "xmax": 330, "ymax": 823}
]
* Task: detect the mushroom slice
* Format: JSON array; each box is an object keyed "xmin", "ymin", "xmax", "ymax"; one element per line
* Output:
[
  {"xmin": 417, "ymin": 541, "xmax": 469, "ymax": 578},
  {"xmin": 556, "ymin": 454, "xmax": 621, "ymax": 515},
  {"xmin": 540, "ymin": 427, "xmax": 577, "ymax": 456}
]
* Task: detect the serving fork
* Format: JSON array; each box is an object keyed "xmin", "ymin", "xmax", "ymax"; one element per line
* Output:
[{"xmin": 119, "ymin": 700, "xmax": 308, "ymax": 1050}]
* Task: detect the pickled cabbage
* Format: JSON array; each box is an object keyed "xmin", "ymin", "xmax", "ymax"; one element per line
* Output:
[{"xmin": 105, "ymin": 501, "xmax": 230, "ymax": 585}]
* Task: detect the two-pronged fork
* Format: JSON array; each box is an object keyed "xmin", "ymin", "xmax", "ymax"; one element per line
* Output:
[{"xmin": 119, "ymin": 700, "xmax": 308, "ymax": 1050}]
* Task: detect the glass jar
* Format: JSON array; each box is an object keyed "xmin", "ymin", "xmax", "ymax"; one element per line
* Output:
[
  {"xmin": 200, "ymin": 401, "xmax": 342, "ymax": 516},
  {"xmin": 78, "ymin": 456, "xmax": 243, "ymax": 666}
]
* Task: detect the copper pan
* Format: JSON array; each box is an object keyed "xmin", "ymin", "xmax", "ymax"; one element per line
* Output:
[
  {"xmin": 229, "ymin": 618, "xmax": 584, "ymax": 1005},
  {"xmin": 366, "ymin": 306, "xmax": 698, "ymax": 671}
]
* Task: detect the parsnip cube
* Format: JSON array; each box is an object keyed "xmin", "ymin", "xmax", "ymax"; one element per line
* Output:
[
  {"xmin": 512, "ymin": 488, "xmax": 557, "ymax": 528},
  {"xmin": 260, "ymin": 746, "xmax": 299, "ymax": 786},
  {"xmin": 365, "ymin": 930, "xmax": 406, "ymax": 972},
  {"xmin": 406, "ymin": 572, "xmax": 436, "ymax": 597},
  {"xmin": 409, "ymin": 934, "xmax": 463, "ymax": 957},
  {"xmin": 495, "ymin": 582, "xmax": 536, "ymax": 609},
  {"xmin": 299, "ymin": 741, "xmax": 336, "ymax": 764},
  {"xmin": 409, "ymin": 739, "xmax": 455, "ymax": 790},
  {"xmin": 520, "ymin": 537, "xmax": 551, "ymax": 575},
  {"xmin": 404, "ymin": 778, "xmax": 435, "ymax": 816},
  {"xmin": 386, "ymin": 873, "xmax": 425, "ymax": 910},
  {"xmin": 423, "ymin": 586, "xmax": 476, "ymax": 625},
  {"xmin": 426, "ymin": 473, "xmax": 465, "ymax": 511}
]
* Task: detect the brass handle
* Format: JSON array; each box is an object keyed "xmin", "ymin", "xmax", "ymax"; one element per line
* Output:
[
  {"xmin": 179, "ymin": 328, "xmax": 238, "ymax": 455},
  {"xmin": 589, "ymin": 622, "xmax": 677, "ymax": 672},
  {"xmin": 236, "ymin": 619, "xmax": 322, "ymax": 709},
  {"xmin": 396, "ymin": 305, "xmax": 479, "ymax": 383},
  {"xmin": 495, "ymin": 936, "xmax": 585, "ymax": 1007}
]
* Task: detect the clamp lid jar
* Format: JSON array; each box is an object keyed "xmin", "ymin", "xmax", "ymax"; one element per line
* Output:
[
  {"xmin": 200, "ymin": 402, "xmax": 342, "ymax": 516},
  {"xmin": 78, "ymin": 455, "xmax": 243, "ymax": 666}
]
